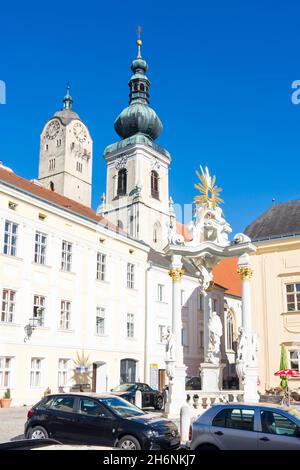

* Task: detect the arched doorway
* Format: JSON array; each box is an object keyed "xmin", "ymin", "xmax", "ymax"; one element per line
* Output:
[
  {"xmin": 120, "ymin": 359, "xmax": 137, "ymax": 383},
  {"xmin": 92, "ymin": 361, "xmax": 107, "ymax": 392}
]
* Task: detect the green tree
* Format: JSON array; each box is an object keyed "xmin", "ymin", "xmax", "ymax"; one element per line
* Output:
[{"xmin": 279, "ymin": 344, "xmax": 289, "ymax": 389}]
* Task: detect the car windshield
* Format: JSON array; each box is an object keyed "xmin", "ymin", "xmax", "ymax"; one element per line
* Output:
[
  {"xmin": 100, "ymin": 396, "xmax": 145, "ymax": 418},
  {"xmin": 285, "ymin": 407, "xmax": 300, "ymax": 422},
  {"xmin": 112, "ymin": 384, "xmax": 137, "ymax": 392}
]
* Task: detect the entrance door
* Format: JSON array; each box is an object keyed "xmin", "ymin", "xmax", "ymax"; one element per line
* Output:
[
  {"xmin": 158, "ymin": 369, "xmax": 166, "ymax": 391},
  {"xmin": 92, "ymin": 362, "xmax": 107, "ymax": 393},
  {"xmin": 120, "ymin": 359, "xmax": 137, "ymax": 383}
]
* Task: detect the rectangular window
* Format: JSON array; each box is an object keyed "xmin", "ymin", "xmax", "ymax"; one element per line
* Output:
[
  {"xmin": 1, "ymin": 289, "xmax": 16, "ymax": 323},
  {"xmin": 213, "ymin": 298, "xmax": 218, "ymax": 312},
  {"xmin": 61, "ymin": 240, "xmax": 72, "ymax": 272},
  {"xmin": 127, "ymin": 313, "xmax": 134, "ymax": 338},
  {"xmin": 157, "ymin": 284, "xmax": 165, "ymax": 302},
  {"xmin": 158, "ymin": 325, "xmax": 165, "ymax": 343},
  {"xmin": 0, "ymin": 357, "xmax": 12, "ymax": 388},
  {"xmin": 181, "ymin": 290, "xmax": 185, "ymax": 306},
  {"xmin": 60, "ymin": 300, "xmax": 71, "ymax": 330},
  {"xmin": 58, "ymin": 359, "xmax": 69, "ymax": 387},
  {"xmin": 290, "ymin": 351, "xmax": 300, "ymax": 371},
  {"xmin": 33, "ymin": 295, "xmax": 45, "ymax": 326},
  {"xmin": 127, "ymin": 263, "xmax": 135, "ymax": 289},
  {"xmin": 182, "ymin": 328, "xmax": 188, "ymax": 347},
  {"xmin": 96, "ymin": 307, "xmax": 105, "ymax": 335},
  {"xmin": 49, "ymin": 159, "xmax": 55, "ymax": 170},
  {"xmin": 4, "ymin": 220, "xmax": 18, "ymax": 256},
  {"xmin": 96, "ymin": 253, "xmax": 106, "ymax": 281},
  {"xmin": 198, "ymin": 294, "xmax": 203, "ymax": 310},
  {"xmin": 34, "ymin": 231, "xmax": 47, "ymax": 265},
  {"xmin": 76, "ymin": 162, "xmax": 83, "ymax": 173},
  {"xmin": 30, "ymin": 358, "xmax": 42, "ymax": 387},
  {"xmin": 286, "ymin": 283, "xmax": 300, "ymax": 312}
]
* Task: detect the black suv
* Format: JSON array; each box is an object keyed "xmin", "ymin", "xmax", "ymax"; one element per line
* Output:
[{"xmin": 25, "ymin": 393, "xmax": 180, "ymax": 450}]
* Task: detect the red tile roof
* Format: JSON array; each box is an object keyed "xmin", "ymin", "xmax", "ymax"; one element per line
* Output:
[
  {"xmin": 0, "ymin": 166, "xmax": 123, "ymax": 234},
  {"xmin": 213, "ymin": 257, "xmax": 241, "ymax": 297}
]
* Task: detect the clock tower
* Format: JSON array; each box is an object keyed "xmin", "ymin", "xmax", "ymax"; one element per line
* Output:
[
  {"xmin": 38, "ymin": 85, "xmax": 93, "ymax": 207},
  {"xmin": 103, "ymin": 38, "xmax": 172, "ymax": 250}
]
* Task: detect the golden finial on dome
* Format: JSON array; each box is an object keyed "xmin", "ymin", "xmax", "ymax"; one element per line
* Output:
[
  {"xmin": 194, "ymin": 165, "xmax": 224, "ymax": 209},
  {"xmin": 137, "ymin": 25, "xmax": 142, "ymax": 51}
]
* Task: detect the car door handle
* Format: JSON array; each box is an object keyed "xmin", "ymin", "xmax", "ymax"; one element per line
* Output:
[
  {"xmin": 214, "ymin": 431, "xmax": 224, "ymax": 436},
  {"xmin": 259, "ymin": 437, "xmax": 270, "ymax": 442}
]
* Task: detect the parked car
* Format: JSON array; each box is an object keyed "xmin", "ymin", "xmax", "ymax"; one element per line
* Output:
[
  {"xmin": 25, "ymin": 393, "xmax": 180, "ymax": 450},
  {"xmin": 0, "ymin": 438, "xmax": 114, "ymax": 450},
  {"xmin": 111, "ymin": 383, "xmax": 164, "ymax": 410},
  {"xmin": 189, "ymin": 403, "xmax": 300, "ymax": 450}
]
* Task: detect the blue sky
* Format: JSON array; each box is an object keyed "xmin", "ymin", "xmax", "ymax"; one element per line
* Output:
[{"xmin": 1, "ymin": 0, "xmax": 300, "ymax": 233}]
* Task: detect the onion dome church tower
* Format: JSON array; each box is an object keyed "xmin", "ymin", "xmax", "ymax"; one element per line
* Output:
[
  {"xmin": 38, "ymin": 85, "xmax": 93, "ymax": 207},
  {"xmin": 103, "ymin": 37, "xmax": 172, "ymax": 250}
]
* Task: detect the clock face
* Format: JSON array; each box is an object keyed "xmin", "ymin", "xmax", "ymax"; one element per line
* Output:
[
  {"xmin": 45, "ymin": 120, "xmax": 60, "ymax": 140},
  {"xmin": 73, "ymin": 122, "xmax": 87, "ymax": 143}
]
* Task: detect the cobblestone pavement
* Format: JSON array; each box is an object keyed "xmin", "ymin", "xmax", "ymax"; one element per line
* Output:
[{"xmin": 0, "ymin": 406, "xmax": 29, "ymax": 443}]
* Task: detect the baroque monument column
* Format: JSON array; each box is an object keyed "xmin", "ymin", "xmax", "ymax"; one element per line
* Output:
[
  {"xmin": 236, "ymin": 254, "xmax": 259, "ymax": 402},
  {"xmin": 164, "ymin": 255, "xmax": 187, "ymax": 418}
]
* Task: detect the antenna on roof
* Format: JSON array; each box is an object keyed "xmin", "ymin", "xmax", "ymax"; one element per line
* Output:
[{"xmin": 272, "ymin": 197, "xmax": 276, "ymax": 206}]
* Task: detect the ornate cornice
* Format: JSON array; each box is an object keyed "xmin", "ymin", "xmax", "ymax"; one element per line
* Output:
[
  {"xmin": 168, "ymin": 268, "xmax": 185, "ymax": 282},
  {"xmin": 237, "ymin": 266, "xmax": 253, "ymax": 280}
]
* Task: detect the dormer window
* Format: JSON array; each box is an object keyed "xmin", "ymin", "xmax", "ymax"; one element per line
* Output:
[
  {"xmin": 151, "ymin": 170, "xmax": 159, "ymax": 199},
  {"xmin": 117, "ymin": 169, "xmax": 127, "ymax": 196}
]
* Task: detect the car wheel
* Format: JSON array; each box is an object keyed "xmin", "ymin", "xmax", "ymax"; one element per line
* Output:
[
  {"xmin": 117, "ymin": 435, "xmax": 141, "ymax": 450},
  {"xmin": 28, "ymin": 426, "xmax": 49, "ymax": 440},
  {"xmin": 196, "ymin": 443, "xmax": 219, "ymax": 451},
  {"xmin": 154, "ymin": 397, "xmax": 163, "ymax": 410}
]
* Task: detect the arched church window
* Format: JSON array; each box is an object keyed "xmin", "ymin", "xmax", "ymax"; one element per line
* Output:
[
  {"xmin": 140, "ymin": 83, "xmax": 145, "ymax": 91},
  {"xmin": 117, "ymin": 169, "xmax": 127, "ymax": 196},
  {"xmin": 226, "ymin": 310, "xmax": 234, "ymax": 351},
  {"xmin": 50, "ymin": 181, "xmax": 54, "ymax": 191},
  {"xmin": 153, "ymin": 222, "xmax": 161, "ymax": 244},
  {"xmin": 151, "ymin": 171, "xmax": 159, "ymax": 199},
  {"xmin": 134, "ymin": 83, "xmax": 138, "ymax": 91}
]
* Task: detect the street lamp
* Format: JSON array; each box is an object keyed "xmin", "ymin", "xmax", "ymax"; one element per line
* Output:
[{"xmin": 24, "ymin": 316, "xmax": 39, "ymax": 342}]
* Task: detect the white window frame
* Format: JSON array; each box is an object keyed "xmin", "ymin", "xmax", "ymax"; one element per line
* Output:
[
  {"xmin": 4, "ymin": 220, "xmax": 18, "ymax": 256},
  {"xmin": 157, "ymin": 284, "xmax": 165, "ymax": 302},
  {"xmin": 61, "ymin": 240, "xmax": 72, "ymax": 272},
  {"xmin": 213, "ymin": 298, "xmax": 218, "ymax": 312},
  {"xmin": 96, "ymin": 253, "xmax": 106, "ymax": 281},
  {"xmin": 58, "ymin": 358, "xmax": 70, "ymax": 387},
  {"xmin": 1, "ymin": 289, "xmax": 16, "ymax": 323},
  {"xmin": 60, "ymin": 300, "xmax": 71, "ymax": 330},
  {"xmin": 286, "ymin": 283, "xmax": 300, "ymax": 312},
  {"xmin": 96, "ymin": 307, "xmax": 105, "ymax": 335},
  {"xmin": 34, "ymin": 231, "xmax": 47, "ymax": 265},
  {"xmin": 30, "ymin": 358, "xmax": 43, "ymax": 388},
  {"xmin": 33, "ymin": 295, "xmax": 45, "ymax": 327},
  {"xmin": 226, "ymin": 311, "xmax": 234, "ymax": 351},
  {"xmin": 0, "ymin": 356, "xmax": 12, "ymax": 388},
  {"xmin": 127, "ymin": 263, "xmax": 135, "ymax": 289},
  {"xmin": 127, "ymin": 313, "xmax": 134, "ymax": 338},
  {"xmin": 290, "ymin": 350, "xmax": 300, "ymax": 371}
]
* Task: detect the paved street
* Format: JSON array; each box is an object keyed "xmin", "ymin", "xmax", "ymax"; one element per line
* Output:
[{"xmin": 0, "ymin": 407, "xmax": 29, "ymax": 443}]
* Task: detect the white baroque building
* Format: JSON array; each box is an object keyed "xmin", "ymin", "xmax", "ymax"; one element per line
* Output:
[{"xmin": 0, "ymin": 41, "xmax": 242, "ymax": 406}]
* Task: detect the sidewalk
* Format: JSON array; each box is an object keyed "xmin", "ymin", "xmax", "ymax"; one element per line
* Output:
[{"xmin": 0, "ymin": 406, "xmax": 29, "ymax": 443}]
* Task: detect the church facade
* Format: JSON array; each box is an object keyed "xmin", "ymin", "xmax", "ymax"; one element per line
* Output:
[{"xmin": 0, "ymin": 40, "xmax": 242, "ymax": 406}]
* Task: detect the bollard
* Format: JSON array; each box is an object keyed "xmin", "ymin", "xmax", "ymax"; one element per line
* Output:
[
  {"xmin": 180, "ymin": 405, "xmax": 191, "ymax": 444},
  {"xmin": 135, "ymin": 390, "xmax": 142, "ymax": 408}
]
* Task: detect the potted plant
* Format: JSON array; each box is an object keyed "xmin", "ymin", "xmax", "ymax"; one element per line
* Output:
[{"xmin": 0, "ymin": 388, "xmax": 12, "ymax": 408}]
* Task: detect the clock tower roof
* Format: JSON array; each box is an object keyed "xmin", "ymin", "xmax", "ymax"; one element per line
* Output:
[{"xmin": 52, "ymin": 84, "xmax": 80, "ymax": 125}]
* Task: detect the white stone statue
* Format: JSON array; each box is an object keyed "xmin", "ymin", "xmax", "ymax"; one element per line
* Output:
[
  {"xmin": 233, "ymin": 233, "xmax": 251, "ymax": 245},
  {"xmin": 249, "ymin": 333, "xmax": 259, "ymax": 365},
  {"xmin": 236, "ymin": 326, "xmax": 248, "ymax": 362},
  {"xmin": 163, "ymin": 326, "xmax": 176, "ymax": 361},
  {"xmin": 197, "ymin": 264, "xmax": 212, "ymax": 293},
  {"xmin": 206, "ymin": 311, "xmax": 223, "ymax": 364}
]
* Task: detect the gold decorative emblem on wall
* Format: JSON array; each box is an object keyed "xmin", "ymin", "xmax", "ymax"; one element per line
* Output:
[
  {"xmin": 169, "ymin": 268, "xmax": 185, "ymax": 282},
  {"xmin": 237, "ymin": 266, "xmax": 254, "ymax": 280}
]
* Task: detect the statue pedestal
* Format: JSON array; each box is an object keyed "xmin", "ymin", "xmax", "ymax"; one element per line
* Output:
[
  {"xmin": 200, "ymin": 362, "xmax": 225, "ymax": 392},
  {"xmin": 243, "ymin": 365, "xmax": 259, "ymax": 403},
  {"xmin": 164, "ymin": 365, "xmax": 187, "ymax": 419}
]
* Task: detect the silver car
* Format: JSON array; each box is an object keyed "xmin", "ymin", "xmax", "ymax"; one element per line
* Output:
[{"xmin": 189, "ymin": 403, "xmax": 300, "ymax": 450}]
